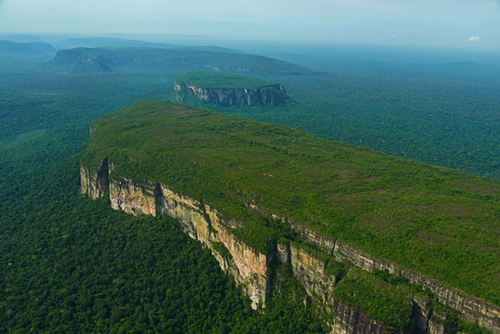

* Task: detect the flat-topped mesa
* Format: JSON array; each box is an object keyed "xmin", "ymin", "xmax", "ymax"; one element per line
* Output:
[
  {"xmin": 81, "ymin": 100, "xmax": 500, "ymax": 333},
  {"xmin": 174, "ymin": 71, "xmax": 288, "ymax": 106}
]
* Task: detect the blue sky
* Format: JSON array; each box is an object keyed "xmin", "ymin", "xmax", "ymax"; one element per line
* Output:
[{"xmin": 0, "ymin": 0, "xmax": 499, "ymax": 51}]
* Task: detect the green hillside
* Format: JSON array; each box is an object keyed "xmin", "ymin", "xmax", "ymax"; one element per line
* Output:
[
  {"xmin": 82, "ymin": 99, "xmax": 500, "ymax": 307},
  {"xmin": 175, "ymin": 71, "xmax": 277, "ymax": 89}
]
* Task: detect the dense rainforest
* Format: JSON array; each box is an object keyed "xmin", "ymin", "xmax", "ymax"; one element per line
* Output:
[{"xmin": 1, "ymin": 37, "xmax": 499, "ymax": 332}]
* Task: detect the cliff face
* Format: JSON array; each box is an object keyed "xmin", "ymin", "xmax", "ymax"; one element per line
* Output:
[
  {"xmin": 286, "ymin": 243, "xmax": 337, "ymax": 304},
  {"xmin": 331, "ymin": 299, "xmax": 405, "ymax": 334},
  {"xmin": 333, "ymin": 240, "xmax": 500, "ymax": 332},
  {"xmin": 174, "ymin": 81, "xmax": 287, "ymax": 106},
  {"xmin": 81, "ymin": 160, "xmax": 500, "ymax": 334},
  {"xmin": 105, "ymin": 173, "xmax": 272, "ymax": 309},
  {"xmin": 80, "ymin": 158, "xmax": 110, "ymax": 198},
  {"xmin": 247, "ymin": 200, "xmax": 500, "ymax": 333}
]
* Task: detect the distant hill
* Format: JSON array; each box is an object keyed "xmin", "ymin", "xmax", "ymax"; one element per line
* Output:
[
  {"xmin": 172, "ymin": 45, "xmax": 241, "ymax": 53},
  {"xmin": 48, "ymin": 47, "xmax": 325, "ymax": 75},
  {"xmin": 54, "ymin": 37, "xmax": 240, "ymax": 54},
  {"xmin": 0, "ymin": 40, "xmax": 56, "ymax": 55},
  {"xmin": 55, "ymin": 37, "xmax": 175, "ymax": 50}
]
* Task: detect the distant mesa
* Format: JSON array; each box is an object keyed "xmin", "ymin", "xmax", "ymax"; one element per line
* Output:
[
  {"xmin": 0, "ymin": 40, "xmax": 56, "ymax": 55},
  {"xmin": 48, "ymin": 48, "xmax": 114, "ymax": 73},
  {"xmin": 174, "ymin": 71, "xmax": 289, "ymax": 106},
  {"xmin": 47, "ymin": 47, "xmax": 324, "ymax": 75},
  {"xmin": 54, "ymin": 37, "xmax": 241, "ymax": 54}
]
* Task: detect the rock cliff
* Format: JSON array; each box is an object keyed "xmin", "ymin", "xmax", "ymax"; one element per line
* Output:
[
  {"xmin": 94, "ymin": 171, "xmax": 271, "ymax": 309},
  {"xmin": 174, "ymin": 81, "xmax": 288, "ymax": 106},
  {"xmin": 81, "ymin": 159, "xmax": 500, "ymax": 334},
  {"xmin": 80, "ymin": 100, "xmax": 500, "ymax": 333}
]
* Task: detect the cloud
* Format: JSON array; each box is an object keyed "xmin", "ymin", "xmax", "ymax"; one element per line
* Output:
[{"xmin": 468, "ymin": 36, "xmax": 480, "ymax": 42}]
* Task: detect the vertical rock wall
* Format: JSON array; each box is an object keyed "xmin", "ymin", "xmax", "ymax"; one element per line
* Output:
[
  {"xmin": 333, "ymin": 240, "xmax": 500, "ymax": 332},
  {"xmin": 81, "ymin": 160, "xmax": 500, "ymax": 334},
  {"xmin": 331, "ymin": 299, "xmax": 404, "ymax": 334},
  {"xmin": 288, "ymin": 243, "xmax": 337, "ymax": 303},
  {"xmin": 174, "ymin": 82, "xmax": 287, "ymax": 106},
  {"xmin": 244, "ymin": 201, "xmax": 500, "ymax": 333},
  {"xmin": 80, "ymin": 159, "xmax": 109, "ymax": 199},
  {"xmin": 83, "ymin": 167, "xmax": 271, "ymax": 309}
]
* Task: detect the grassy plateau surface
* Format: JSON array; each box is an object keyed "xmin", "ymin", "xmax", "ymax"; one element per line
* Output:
[
  {"xmin": 175, "ymin": 71, "xmax": 278, "ymax": 89},
  {"xmin": 82, "ymin": 99, "xmax": 500, "ymax": 307}
]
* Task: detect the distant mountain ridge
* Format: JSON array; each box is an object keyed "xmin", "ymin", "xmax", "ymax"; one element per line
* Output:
[
  {"xmin": 48, "ymin": 47, "xmax": 326, "ymax": 75},
  {"xmin": 0, "ymin": 40, "xmax": 56, "ymax": 55},
  {"xmin": 54, "ymin": 37, "xmax": 241, "ymax": 54}
]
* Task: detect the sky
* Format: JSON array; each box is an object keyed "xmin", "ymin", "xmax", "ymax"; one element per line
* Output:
[{"xmin": 0, "ymin": 0, "xmax": 499, "ymax": 51}]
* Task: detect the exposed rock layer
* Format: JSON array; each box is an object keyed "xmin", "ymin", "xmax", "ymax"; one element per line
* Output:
[
  {"xmin": 108, "ymin": 175, "xmax": 271, "ymax": 309},
  {"xmin": 331, "ymin": 299, "xmax": 404, "ymax": 334},
  {"xmin": 81, "ymin": 160, "xmax": 500, "ymax": 334},
  {"xmin": 174, "ymin": 81, "xmax": 287, "ymax": 106}
]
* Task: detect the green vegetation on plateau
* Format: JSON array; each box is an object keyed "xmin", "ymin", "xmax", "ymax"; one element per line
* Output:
[
  {"xmin": 83, "ymin": 99, "xmax": 500, "ymax": 307},
  {"xmin": 175, "ymin": 71, "xmax": 277, "ymax": 89}
]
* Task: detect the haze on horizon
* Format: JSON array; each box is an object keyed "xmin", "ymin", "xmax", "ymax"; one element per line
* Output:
[{"xmin": 0, "ymin": 0, "xmax": 499, "ymax": 52}]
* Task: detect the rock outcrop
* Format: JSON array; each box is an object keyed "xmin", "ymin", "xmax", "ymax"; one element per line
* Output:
[
  {"xmin": 331, "ymin": 299, "xmax": 404, "ymax": 334},
  {"xmin": 81, "ymin": 159, "xmax": 500, "ymax": 334},
  {"xmin": 106, "ymin": 173, "xmax": 271, "ymax": 309},
  {"xmin": 174, "ymin": 81, "xmax": 288, "ymax": 106}
]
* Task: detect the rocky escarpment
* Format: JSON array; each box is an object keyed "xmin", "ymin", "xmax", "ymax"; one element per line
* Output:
[
  {"xmin": 174, "ymin": 81, "xmax": 287, "ymax": 106},
  {"xmin": 80, "ymin": 99, "xmax": 500, "ymax": 334},
  {"xmin": 80, "ymin": 162, "xmax": 399, "ymax": 333},
  {"xmin": 81, "ymin": 159, "xmax": 500, "ymax": 334},
  {"xmin": 81, "ymin": 162, "xmax": 270, "ymax": 309},
  {"xmin": 250, "ymin": 201, "xmax": 500, "ymax": 334}
]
